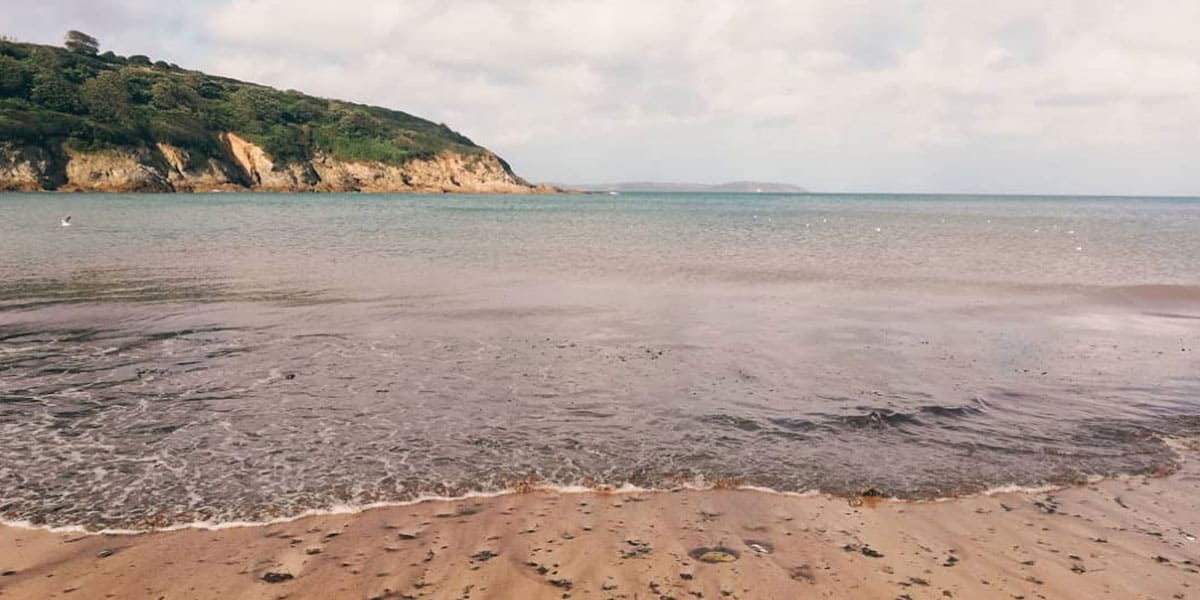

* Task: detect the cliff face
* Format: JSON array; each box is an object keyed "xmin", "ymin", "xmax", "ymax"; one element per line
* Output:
[{"xmin": 0, "ymin": 134, "xmax": 541, "ymax": 194}]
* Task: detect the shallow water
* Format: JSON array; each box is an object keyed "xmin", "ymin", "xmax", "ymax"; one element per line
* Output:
[{"xmin": 1, "ymin": 192, "xmax": 1198, "ymax": 529}]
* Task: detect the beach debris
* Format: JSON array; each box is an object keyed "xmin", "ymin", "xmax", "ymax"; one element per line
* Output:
[
  {"xmin": 1071, "ymin": 563, "xmax": 1087, "ymax": 573},
  {"xmin": 397, "ymin": 532, "xmax": 418, "ymax": 540},
  {"xmin": 744, "ymin": 540, "xmax": 773, "ymax": 554},
  {"xmin": 861, "ymin": 486, "xmax": 885, "ymax": 498},
  {"xmin": 621, "ymin": 539, "xmax": 653, "ymax": 559},
  {"xmin": 1, "ymin": 570, "xmax": 16, "ymax": 577},
  {"xmin": 942, "ymin": 554, "xmax": 959, "ymax": 567},
  {"xmin": 261, "ymin": 571, "xmax": 294, "ymax": 583},
  {"xmin": 323, "ymin": 531, "xmax": 340, "ymax": 539},
  {"xmin": 1033, "ymin": 497, "xmax": 1059, "ymax": 514},
  {"xmin": 680, "ymin": 572, "xmax": 694, "ymax": 580},
  {"xmin": 548, "ymin": 578, "xmax": 573, "ymax": 589},
  {"xmin": 470, "ymin": 550, "xmax": 498, "ymax": 562},
  {"xmin": 305, "ymin": 547, "xmax": 321, "ymax": 555},
  {"xmin": 96, "ymin": 549, "xmax": 115, "ymax": 558},
  {"xmin": 437, "ymin": 503, "xmax": 484, "ymax": 518},
  {"xmin": 842, "ymin": 543, "xmax": 884, "ymax": 558},
  {"xmin": 690, "ymin": 546, "xmax": 740, "ymax": 563},
  {"xmin": 789, "ymin": 565, "xmax": 815, "ymax": 583},
  {"xmin": 1155, "ymin": 555, "xmax": 1172, "ymax": 564},
  {"xmin": 601, "ymin": 581, "xmax": 618, "ymax": 590}
]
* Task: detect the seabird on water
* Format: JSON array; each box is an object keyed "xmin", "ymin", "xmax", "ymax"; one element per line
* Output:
[{"xmin": 61, "ymin": 215, "xmax": 72, "ymax": 227}]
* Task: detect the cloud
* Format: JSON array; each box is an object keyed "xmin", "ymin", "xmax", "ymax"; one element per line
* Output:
[{"xmin": 3, "ymin": 0, "xmax": 1199, "ymax": 194}]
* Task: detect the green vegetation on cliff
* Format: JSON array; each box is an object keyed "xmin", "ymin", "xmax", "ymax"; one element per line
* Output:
[{"xmin": 0, "ymin": 33, "xmax": 487, "ymax": 166}]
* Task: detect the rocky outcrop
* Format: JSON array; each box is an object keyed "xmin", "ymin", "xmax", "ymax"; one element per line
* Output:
[
  {"xmin": 0, "ymin": 134, "xmax": 549, "ymax": 194},
  {"xmin": 60, "ymin": 147, "xmax": 173, "ymax": 192},
  {"xmin": 155, "ymin": 143, "xmax": 249, "ymax": 192},
  {"xmin": 308, "ymin": 147, "xmax": 534, "ymax": 194},
  {"xmin": 0, "ymin": 145, "xmax": 66, "ymax": 191}
]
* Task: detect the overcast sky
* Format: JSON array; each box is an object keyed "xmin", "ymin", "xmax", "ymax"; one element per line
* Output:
[{"xmin": 2, "ymin": 1, "xmax": 1198, "ymax": 194}]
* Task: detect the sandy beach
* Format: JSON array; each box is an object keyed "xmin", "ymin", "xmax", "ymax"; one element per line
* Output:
[{"xmin": 2, "ymin": 441, "xmax": 1197, "ymax": 600}]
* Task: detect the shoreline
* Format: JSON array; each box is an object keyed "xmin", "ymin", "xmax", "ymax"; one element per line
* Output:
[
  {"xmin": 3, "ymin": 445, "xmax": 1197, "ymax": 599},
  {"xmin": 0, "ymin": 476, "xmax": 1117, "ymax": 537}
]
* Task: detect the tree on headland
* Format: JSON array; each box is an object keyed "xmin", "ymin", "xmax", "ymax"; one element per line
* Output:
[{"xmin": 64, "ymin": 30, "xmax": 99, "ymax": 55}]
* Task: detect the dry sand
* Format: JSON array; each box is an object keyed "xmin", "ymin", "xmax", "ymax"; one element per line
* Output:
[{"xmin": 2, "ymin": 443, "xmax": 1198, "ymax": 600}]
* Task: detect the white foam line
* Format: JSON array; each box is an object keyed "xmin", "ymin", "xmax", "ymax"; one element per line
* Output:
[
  {"xmin": 0, "ymin": 470, "xmax": 1154, "ymax": 536},
  {"xmin": 0, "ymin": 484, "xmax": 653, "ymax": 536}
]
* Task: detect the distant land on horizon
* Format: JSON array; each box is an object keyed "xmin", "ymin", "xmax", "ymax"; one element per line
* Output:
[{"xmin": 568, "ymin": 181, "xmax": 808, "ymax": 193}]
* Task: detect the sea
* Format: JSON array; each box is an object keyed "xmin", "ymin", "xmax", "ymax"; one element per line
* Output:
[{"xmin": 1, "ymin": 192, "xmax": 1197, "ymax": 530}]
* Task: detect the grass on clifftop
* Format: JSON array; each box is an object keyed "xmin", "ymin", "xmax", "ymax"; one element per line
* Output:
[{"xmin": 0, "ymin": 35, "xmax": 486, "ymax": 166}]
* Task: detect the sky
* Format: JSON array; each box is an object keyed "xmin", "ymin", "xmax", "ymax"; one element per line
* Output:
[{"xmin": 2, "ymin": 0, "xmax": 1198, "ymax": 195}]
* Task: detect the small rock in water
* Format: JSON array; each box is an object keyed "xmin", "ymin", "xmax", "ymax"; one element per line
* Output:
[{"xmin": 261, "ymin": 571, "xmax": 294, "ymax": 583}]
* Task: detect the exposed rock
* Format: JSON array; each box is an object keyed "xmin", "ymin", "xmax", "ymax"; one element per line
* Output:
[
  {"xmin": 0, "ymin": 144, "xmax": 66, "ymax": 191},
  {"xmin": 0, "ymin": 135, "xmax": 554, "ymax": 194},
  {"xmin": 61, "ymin": 147, "xmax": 172, "ymax": 192}
]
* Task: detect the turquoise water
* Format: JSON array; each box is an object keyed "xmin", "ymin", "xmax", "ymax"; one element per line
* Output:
[{"xmin": 0, "ymin": 192, "xmax": 1198, "ymax": 529}]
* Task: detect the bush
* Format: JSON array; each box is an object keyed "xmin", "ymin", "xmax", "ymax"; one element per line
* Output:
[
  {"xmin": 230, "ymin": 86, "xmax": 282, "ymax": 129},
  {"xmin": 0, "ymin": 55, "xmax": 28, "ymax": 96},
  {"xmin": 150, "ymin": 78, "xmax": 199, "ymax": 111},
  {"xmin": 30, "ymin": 73, "xmax": 82, "ymax": 113},
  {"xmin": 79, "ymin": 70, "xmax": 134, "ymax": 124}
]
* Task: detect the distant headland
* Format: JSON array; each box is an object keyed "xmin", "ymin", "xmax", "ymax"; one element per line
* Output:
[
  {"xmin": 569, "ymin": 181, "xmax": 808, "ymax": 193},
  {"xmin": 0, "ymin": 32, "xmax": 556, "ymax": 193}
]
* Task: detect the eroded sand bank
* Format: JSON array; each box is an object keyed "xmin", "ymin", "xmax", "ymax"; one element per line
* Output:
[{"xmin": 2, "ymin": 445, "xmax": 1198, "ymax": 600}]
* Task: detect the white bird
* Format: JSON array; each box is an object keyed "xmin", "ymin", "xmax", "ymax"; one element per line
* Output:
[
  {"xmin": 875, "ymin": 227, "xmax": 882, "ymax": 232},
  {"xmin": 61, "ymin": 215, "xmax": 72, "ymax": 227}
]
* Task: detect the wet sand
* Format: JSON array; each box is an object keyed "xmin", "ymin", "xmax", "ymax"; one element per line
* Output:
[{"xmin": 2, "ymin": 443, "xmax": 1197, "ymax": 600}]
